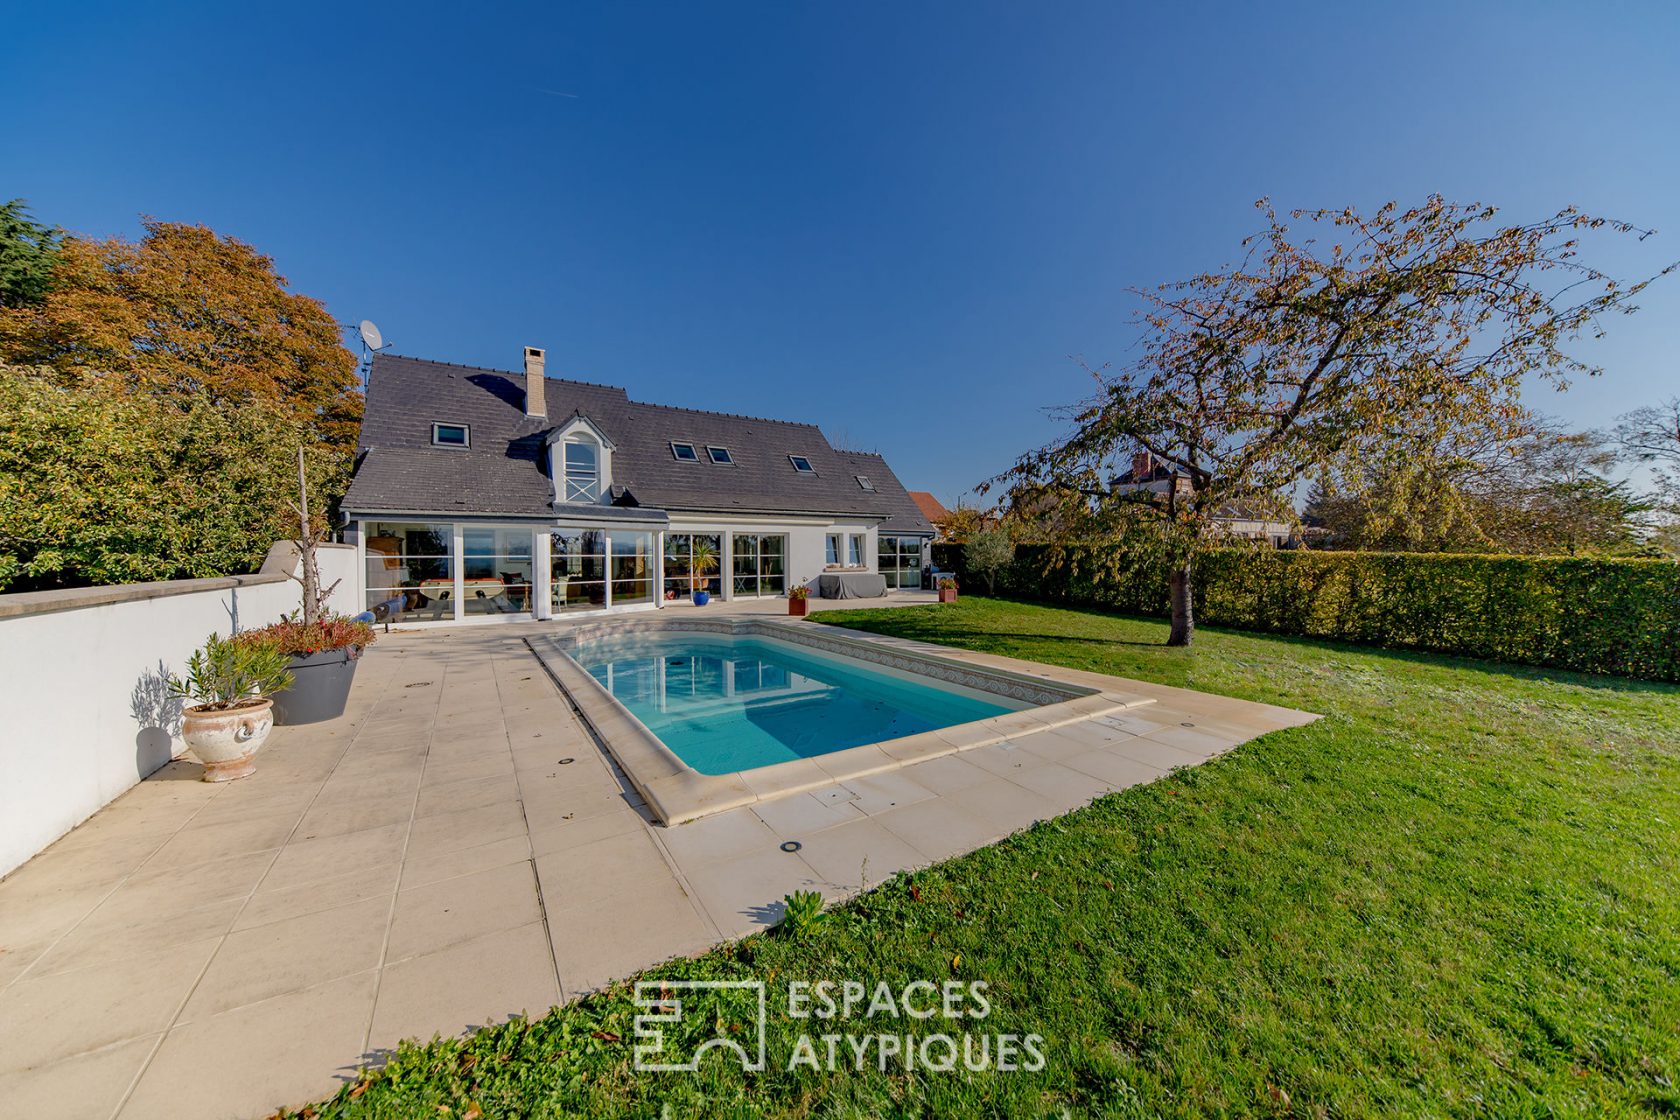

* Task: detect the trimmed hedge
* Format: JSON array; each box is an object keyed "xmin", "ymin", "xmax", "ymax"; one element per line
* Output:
[{"xmin": 933, "ymin": 542, "xmax": 1680, "ymax": 682}]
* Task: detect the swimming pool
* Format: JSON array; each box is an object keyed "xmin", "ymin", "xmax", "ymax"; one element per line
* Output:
[
  {"xmin": 572, "ymin": 632, "xmax": 1020, "ymax": 774},
  {"xmin": 535, "ymin": 617, "xmax": 1130, "ymax": 826}
]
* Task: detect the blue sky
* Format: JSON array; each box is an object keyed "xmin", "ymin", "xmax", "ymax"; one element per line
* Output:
[{"xmin": 5, "ymin": 2, "xmax": 1677, "ymax": 504}]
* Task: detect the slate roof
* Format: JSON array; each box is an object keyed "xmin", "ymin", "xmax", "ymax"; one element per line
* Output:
[
  {"xmin": 832, "ymin": 451, "xmax": 935, "ymax": 535},
  {"xmin": 343, "ymin": 353, "xmax": 933, "ymax": 532}
]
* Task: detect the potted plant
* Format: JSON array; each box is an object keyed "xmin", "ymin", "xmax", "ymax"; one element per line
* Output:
[
  {"xmin": 937, "ymin": 577, "xmax": 959, "ymax": 604},
  {"xmin": 238, "ymin": 616, "xmax": 376, "ymax": 724},
  {"xmin": 691, "ymin": 537, "xmax": 719, "ymax": 606},
  {"xmin": 167, "ymin": 633, "xmax": 293, "ymax": 782},
  {"xmin": 788, "ymin": 584, "xmax": 811, "ymax": 617}
]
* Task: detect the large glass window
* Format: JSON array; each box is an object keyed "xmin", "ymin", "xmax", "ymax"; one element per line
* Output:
[
  {"xmin": 878, "ymin": 535, "xmax": 925, "ymax": 589},
  {"xmin": 664, "ymin": 533, "xmax": 723, "ymax": 600},
  {"xmin": 551, "ymin": 529, "xmax": 607, "ymax": 611},
  {"xmin": 732, "ymin": 533, "xmax": 787, "ymax": 597},
  {"xmin": 612, "ymin": 531, "xmax": 656, "ymax": 606},
  {"xmin": 563, "ymin": 437, "xmax": 600, "ymax": 503},
  {"xmin": 461, "ymin": 527, "xmax": 534, "ymax": 616},
  {"xmin": 363, "ymin": 521, "xmax": 454, "ymax": 622}
]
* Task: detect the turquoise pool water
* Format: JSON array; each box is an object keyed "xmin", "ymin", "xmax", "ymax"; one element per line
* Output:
[{"xmin": 572, "ymin": 633, "xmax": 1017, "ymax": 774}]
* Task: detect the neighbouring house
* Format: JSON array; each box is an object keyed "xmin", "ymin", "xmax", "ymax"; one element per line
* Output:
[
  {"xmin": 908, "ymin": 490, "xmax": 952, "ymax": 537},
  {"xmin": 909, "ymin": 491, "xmax": 1001, "ymax": 541},
  {"xmin": 1108, "ymin": 452, "xmax": 1296, "ymax": 546},
  {"xmin": 339, "ymin": 349, "xmax": 935, "ymax": 624}
]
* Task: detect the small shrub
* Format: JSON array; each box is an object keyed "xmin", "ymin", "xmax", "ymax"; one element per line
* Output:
[
  {"xmin": 787, "ymin": 585, "xmax": 811, "ymax": 601},
  {"xmin": 780, "ymin": 890, "xmax": 826, "ymax": 936},
  {"xmin": 167, "ymin": 632, "xmax": 293, "ymax": 710},
  {"xmin": 238, "ymin": 615, "xmax": 376, "ymax": 656},
  {"xmin": 965, "ymin": 529, "xmax": 1014, "ymax": 595}
]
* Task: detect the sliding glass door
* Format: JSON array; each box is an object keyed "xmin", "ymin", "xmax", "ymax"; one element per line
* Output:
[
  {"xmin": 663, "ymin": 533, "xmax": 723, "ymax": 600},
  {"xmin": 878, "ymin": 535, "xmax": 924, "ymax": 589},
  {"xmin": 363, "ymin": 521, "xmax": 454, "ymax": 622},
  {"xmin": 550, "ymin": 529, "xmax": 607, "ymax": 612},
  {"xmin": 731, "ymin": 533, "xmax": 787, "ymax": 597}
]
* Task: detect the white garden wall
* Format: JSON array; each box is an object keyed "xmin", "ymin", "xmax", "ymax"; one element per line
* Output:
[{"xmin": 0, "ymin": 544, "xmax": 357, "ymax": 878}]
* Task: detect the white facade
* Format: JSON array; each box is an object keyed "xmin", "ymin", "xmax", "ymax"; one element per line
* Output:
[{"xmin": 349, "ymin": 514, "xmax": 917, "ymax": 626}]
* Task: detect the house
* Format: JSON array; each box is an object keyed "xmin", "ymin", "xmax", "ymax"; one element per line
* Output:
[
  {"xmin": 1108, "ymin": 452, "xmax": 1295, "ymax": 547},
  {"xmin": 908, "ymin": 491, "xmax": 952, "ymax": 536},
  {"xmin": 340, "ymin": 349, "xmax": 935, "ymax": 623}
]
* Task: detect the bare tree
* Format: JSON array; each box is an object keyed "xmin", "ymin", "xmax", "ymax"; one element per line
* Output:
[{"xmin": 290, "ymin": 447, "xmax": 340, "ymax": 625}]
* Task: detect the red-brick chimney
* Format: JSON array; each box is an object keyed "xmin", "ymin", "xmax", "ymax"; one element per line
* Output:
[{"xmin": 1130, "ymin": 450, "xmax": 1153, "ymax": 480}]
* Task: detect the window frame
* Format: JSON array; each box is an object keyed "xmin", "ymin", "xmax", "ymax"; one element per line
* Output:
[
  {"xmin": 562, "ymin": 436, "xmax": 601, "ymax": 503},
  {"xmin": 431, "ymin": 422, "xmax": 470, "ymax": 448},
  {"xmin": 788, "ymin": 454, "xmax": 815, "ymax": 474},
  {"xmin": 671, "ymin": 441, "xmax": 699, "ymax": 463},
  {"xmin": 847, "ymin": 533, "xmax": 864, "ymax": 567},
  {"xmin": 855, "ymin": 475, "xmax": 875, "ymax": 492},
  {"xmin": 706, "ymin": 445, "xmax": 735, "ymax": 465}
]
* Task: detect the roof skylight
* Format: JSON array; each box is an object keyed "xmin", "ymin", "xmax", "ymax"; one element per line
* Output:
[
  {"xmin": 856, "ymin": 475, "xmax": 875, "ymax": 491},
  {"xmin": 789, "ymin": 455, "xmax": 815, "ymax": 474},
  {"xmin": 671, "ymin": 441, "xmax": 699, "ymax": 462},
  {"xmin": 707, "ymin": 446, "xmax": 734, "ymax": 465}
]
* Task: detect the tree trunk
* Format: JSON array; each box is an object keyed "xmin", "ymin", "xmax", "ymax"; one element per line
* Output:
[
  {"xmin": 296, "ymin": 448, "xmax": 321, "ymax": 626},
  {"xmin": 1167, "ymin": 559, "xmax": 1194, "ymax": 647}
]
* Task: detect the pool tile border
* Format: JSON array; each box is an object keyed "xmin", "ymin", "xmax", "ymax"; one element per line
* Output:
[{"xmin": 528, "ymin": 618, "xmax": 1158, "ymax": 826}]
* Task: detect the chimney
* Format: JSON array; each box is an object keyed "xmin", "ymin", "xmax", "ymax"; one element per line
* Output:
[
  {"xmin": 1130, "ymin": 450, "xmax": 1152, "ymax": 480},
  {"xmin": 523, "ymin": 346, "xmax": 546, "ymax": 418}
]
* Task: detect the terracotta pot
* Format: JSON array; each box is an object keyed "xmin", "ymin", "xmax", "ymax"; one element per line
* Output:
[
  {"xmin": 938, "ymin": 589, "xmax": 958, "ymax": 603},
  {"xmin": 788, "ymin": 597, "xmax": 810, "ymax": 617},
  {"xmin": 180, "ymin": 698, "xmax": 274, "ymax": 782}
]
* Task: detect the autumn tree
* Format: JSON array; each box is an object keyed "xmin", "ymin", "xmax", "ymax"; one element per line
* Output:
[
  {"xmin": 0, "ymin": 199, "xmax": 60, "ymax": 309},
  {"xmin": 0, "ymin": 218, "xmax": 360, "ymax": 452},
  {"xmin": 942, "ymin": 506, "xmax": 987, "ymax": 543},
  {"xmin": 996, "ymin": 198, "xmax": 1672, "ymax": 646}
]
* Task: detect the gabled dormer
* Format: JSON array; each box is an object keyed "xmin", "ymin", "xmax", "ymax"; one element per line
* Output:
[{"xmin": 544, "ymin": 413, "xmax": 616, "ymax": 507}]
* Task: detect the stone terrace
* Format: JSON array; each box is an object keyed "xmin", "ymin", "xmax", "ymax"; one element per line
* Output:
[{"xmin": 0, "ymin": 599, "xmax": 1313, "ymax": 1120}]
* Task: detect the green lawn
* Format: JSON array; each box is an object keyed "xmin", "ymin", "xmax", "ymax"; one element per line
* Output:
[{"xmin": 293, "ymin": 599, "xmax": 1680, "ymax": 1119}]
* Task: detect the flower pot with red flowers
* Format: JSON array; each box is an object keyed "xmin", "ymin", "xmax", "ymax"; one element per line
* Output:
[
  {"xmin": 238, "ymin": 616, "xmax": 376, "ymax": 725},
  {"xmin": 937, "ymin": 577, "xmax": 959, "ymax": 604},
  {"xmin": 167, "ymin": 633, "xmax": 293, "ymax": 781},
  {"xmin": 788, "ymin": 585, "xmax": 811, "ymax": 617}
]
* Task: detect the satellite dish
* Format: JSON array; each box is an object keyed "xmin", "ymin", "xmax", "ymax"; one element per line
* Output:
[{"xmin": 358, "ymin": 320, "xmax": 384, "ymax": 351}]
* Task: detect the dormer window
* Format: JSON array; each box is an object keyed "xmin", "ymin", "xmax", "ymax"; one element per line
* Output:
[
  {"xmin": 707, "ymin": 446, "xmax": 734, "ymax": 465},
  {"xmin": 856, "ymin": 475, "xmax": 875, "ymax": 491},
  {"xmin": 563, "ymin": 435, "xmax": 600, "ymax": 502},
  {"xmin": 546, "ymin": 414, "xmax": 614, "ymax": 507},
  {"xmin": 671, "ymin": 441, "xmax": 699, "ymax": 462},
  {"xmin": 789, "ymin": 455, "xmax": 815, "ymax": 474},
  {"xmin": 432, "ymin": 423, "xmax": 469, "ymax": 448}
]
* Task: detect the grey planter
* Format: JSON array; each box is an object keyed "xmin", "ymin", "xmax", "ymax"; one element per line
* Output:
[{"xmin": 272, "ymin": 646, "xmax": 363, "ymax": 725}]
